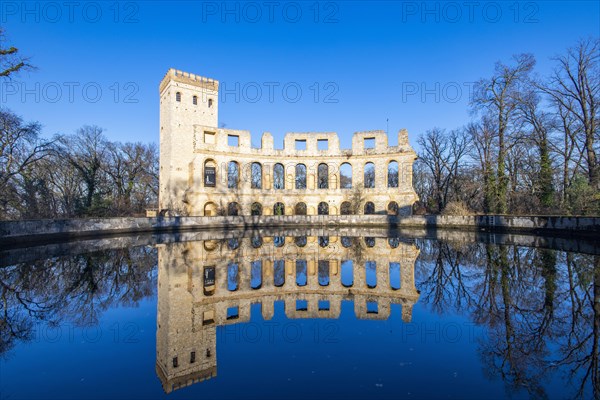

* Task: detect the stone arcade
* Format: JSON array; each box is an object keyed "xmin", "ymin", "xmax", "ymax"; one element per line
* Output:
[{"xmin": 159, "ymin": 69, "xmax": 418, "ymax": 216}]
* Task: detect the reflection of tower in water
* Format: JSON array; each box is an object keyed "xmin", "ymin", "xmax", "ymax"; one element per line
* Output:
[{"xmin": 156, "ymin": 235, "xmax": 420, "ymax": 393}]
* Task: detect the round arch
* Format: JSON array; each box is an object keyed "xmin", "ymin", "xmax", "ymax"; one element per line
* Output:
[
  {"xmin": 273, "ymin": 163, "xmax": 285, "ymax": 189},
  {"xmin": 227, "ymin": 161, "xmax": 240, "ymax": 189},
  {"xmin": 203, "ymin": 159, "xmax": 217, "ymax": 188},
  {"xmin": 340, "ymin": 201, "xmax": 352, "ymax": 215},
  {"xmin": 227, "ymin": 202, "xmax": 240, "ymax": 216},
  {"xmin": 340, "ymin": 162, "xmax": 352, "ymax": 189},
  {"xmin": 317, "ymin": 163, "xmax": 329, "ymax": 189},
  {"xmin": 295, "ymin": 202, "xmax": 307, "ymax": 215},
  {"xmin": 251, "ymin": 162, "xmax": 263, "ymax": 189},
  {"xmin": 251, "ymin": 202, "xmax": 263, "ymax": 216},
  {"xmin": 318, "ymin": 202, "xmax": 329, "ymax": 215},
  {"xmin": 204, "ymin": 202, "xmax": 218, "ymax": 216},
  {"xmin": 274, "ymin": 202, "xmax": 285, "ymax": 215},
  {"xmin": 364, "ymin": 162, "xmax": 375, "ymax": 188},
  {"xmin": 387, "ymin": 160, "xmax": 399, "ymax": 188}
]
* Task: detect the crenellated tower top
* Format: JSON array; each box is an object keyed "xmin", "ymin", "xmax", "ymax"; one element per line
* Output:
[{"xmin": 159, "ymin": 68, "xmax": 219, "ymax": 94}]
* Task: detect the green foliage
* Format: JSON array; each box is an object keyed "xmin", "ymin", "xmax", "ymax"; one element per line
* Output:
[{"xmin": 565, "ymin": 175, "xmax": 600, "ymax": 215}]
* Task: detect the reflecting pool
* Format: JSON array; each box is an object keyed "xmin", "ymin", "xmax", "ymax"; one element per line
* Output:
[{"xmin": 1, "ymin": 228, "xmax": 598, "ymax": 399}]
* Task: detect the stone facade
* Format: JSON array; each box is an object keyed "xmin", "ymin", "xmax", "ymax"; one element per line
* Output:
[
  {"xmin": 155, "ymin": 234, "xmax": 420, "ymax": 393},
  {"xmin": 159, "ymin": 68, "xmax": 418, "ymax": 216}
]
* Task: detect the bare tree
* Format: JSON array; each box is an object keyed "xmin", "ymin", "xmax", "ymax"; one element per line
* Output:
[
  {"xmin": 57, "ymin": 126, "xmax": 110, "ymax": 215},
  {"xmin": 471, "ymin": 54, "xmax": 536, "ymax": 213},
  {"xmin": 106, "ymin": 141, "xmax": 158, "ymax": 215},
  {"xmin": 416, "ymin": 128, "xmax": 469, "ymax": 213},
  {"xmin": 0, "ymin": 28, "xmax": 34, "ymax": 78},
  {"xmin": 467, "ymin": 115, "xmax": 498, "ymax": 213},
  {"xmin": 515, "ymin": 85, "xmax": 556, "ymax": 209},
  {"xmin": 553, "ymin": 98, "xmax": 584, "ymax": 206},
  {"xmin": 541, "ymin": 39, "xmax": 599, "ymax": 190},
  {"xmin": 0, "ymin": 109, "xmax": 51, "ymax": 218}
]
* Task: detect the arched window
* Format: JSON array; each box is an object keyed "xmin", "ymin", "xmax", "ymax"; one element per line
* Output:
[
  {"xmin": 251, "ymin": 235, "xmax": 263, "ymax": 248},
  {"xmin": 192, "ymin": 95, "xmax": 198, "ymax": 105},
  {"xmin": 318, "ymin": 202, "xmax": 329, "ymax": 215},
  {"xmin": 228, "ymin": 238, "xmax": 240, "ymax": 250},
  {"xmin": 208, "ymin": 98, "xmax": 213, "ymax": 108},
  {"xmin": 273, "ymin": 260, "xmax": 285, "ymax": 287},
  {"xmin": 251, "ymin": 261, "xmax": 262, "ymax": 290},
  {"xmin": 341, "ymin": 260, "xmax": 353, "ymax": 287},
  {"xmin": 227, "ymin": 202, "xmax": 240, "ymax": 216},
  {"xmin": 274, "ymin": 202, "xmax": 285, "ymax": 215},
  {"xmin": 204, "ymin": 159, "xmax": 217, "ymax": 187},
  {"xmin": 319, "ymin": 236, "xmax": 329, "ymax": 247},
  {"xmin": 388, "ymin": 161, "xmax": 399, "ymax": 188},
  {"xmin": 251, "ymin": 162, "xmax": 262, "ymax": 189},
  {"xmin": 273, "ymin": 163, "xmax": 285, "ymax": 189},
  {"xmin": 389, "ymin": 262, "xmax": 401, "ymax": 290},
  {"xmin": 227, "ymin": 263, "xmax": 239, "ymax": 291},
  {"xmin": 318, "ymin": 260, "xmax": 330, "ymax": 286},
  {"xmin": 251, "ymin": 202, "xmax": 262, "ymax": 216},
  {"xmin": 364, "ymin": 162, "xmax": 375, "ymax": 188},
  {"xmin": 340, "ymin": 201, "xmax": 352, "ymax": 215},
  {"xmin": 364, "ymin": 237, "xmax": 376, "ymax": 247},
  {"xmin": 295, "ymin": 164, "xmax": 307, "ymax": 189},
  {"xmin": 295, "ymin": 202, "xmax": 307, "ymax": 215},
  {"xmin": 295, "ymin": 236, "xmax": 307, "ymax": 247},
  {"xmin": 204, "ymin": 202, "xmax": 218, "ymax": 216},
  {"xmin": 341, "ymin": 236, "xmax": 353, "ymax": 248},
  {"xmin": 387, "ymin": 201, "xmax": 399, "ymax": 215},
  {"xmin": 388, "ymin": 237, "xmax": 400, "ymax": 248},
  {"xmin": 364, "ymin": 201, "xmax": 375, "ymax": 215},
  {"xmin": 340, "ymin": 163, "xmax": 352, "ymax": 189},
  {"xmin": 296, "ymin": 260, "xmax": 307, "ymax": 286},
  {"xmin": 175, "ymin": 92, "xmax": 181, "ymax": 102},
  {"xmin": 317, "ymin": 163, "xmax": 329, "ymax": 189},
  {"xmin": 274, "ymin": 236, "xmax": 285, "ymax": 247},
  {"xmin": 228, "ymin": 161, "xmax": 239, "ymax": 189},
  {"xmin": 366, "ymin": 261, "xmax": 377, "ymax": 288}
]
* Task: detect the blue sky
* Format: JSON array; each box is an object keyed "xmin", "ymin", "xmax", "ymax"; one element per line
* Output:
[{"xmin": 1, "ymin": 1, "xmax": 598, "ymax": 149}]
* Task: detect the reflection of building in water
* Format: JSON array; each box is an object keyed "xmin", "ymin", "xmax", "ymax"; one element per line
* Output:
[{"xmin": 156, "ymin": 235, "xmax": 419, "ymax": 393}]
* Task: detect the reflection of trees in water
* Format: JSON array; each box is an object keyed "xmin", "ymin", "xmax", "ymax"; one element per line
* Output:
[
  {"xmin": 416, "ymin": 240, "xmax": 599, "ymax": 399},
  {"xmin": 559, "ymin": 253, "xmax": 599, "ymax": 398},
  {"xmin": 3, "ymin": 235, "xmax": 597, "ymax": 397},
  {"xmin": 416, "ymin": 239, "xmax": 481, "ymax": 314},
  {"xmin": 0, "ymin": 246, "xmax": 156, "ymax": 357}
]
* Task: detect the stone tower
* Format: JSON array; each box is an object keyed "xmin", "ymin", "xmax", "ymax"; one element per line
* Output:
[{"xmin": 159, "ymin": 69, "xmax": 219, "ymax": 213}]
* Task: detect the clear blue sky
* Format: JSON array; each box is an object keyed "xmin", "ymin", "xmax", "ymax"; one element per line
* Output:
[{"xmin": 1, "ymin": 1, "xmax": 598, "ymax": 149}]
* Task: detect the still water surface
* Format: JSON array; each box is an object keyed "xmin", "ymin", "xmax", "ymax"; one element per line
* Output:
[{"xmin": 1, "ymin": 228, "xmax": 598, "ymax": 399}]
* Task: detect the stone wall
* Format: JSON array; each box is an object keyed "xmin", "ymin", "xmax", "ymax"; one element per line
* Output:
[{"xmin": 1, "ymin": 215, "xmax": 599, "ymax": 245}]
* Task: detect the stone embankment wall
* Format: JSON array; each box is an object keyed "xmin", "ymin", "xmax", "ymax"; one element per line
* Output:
[{"xmin": 1, "ymin": 215, "xmax": 598, "ymax": 244}]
